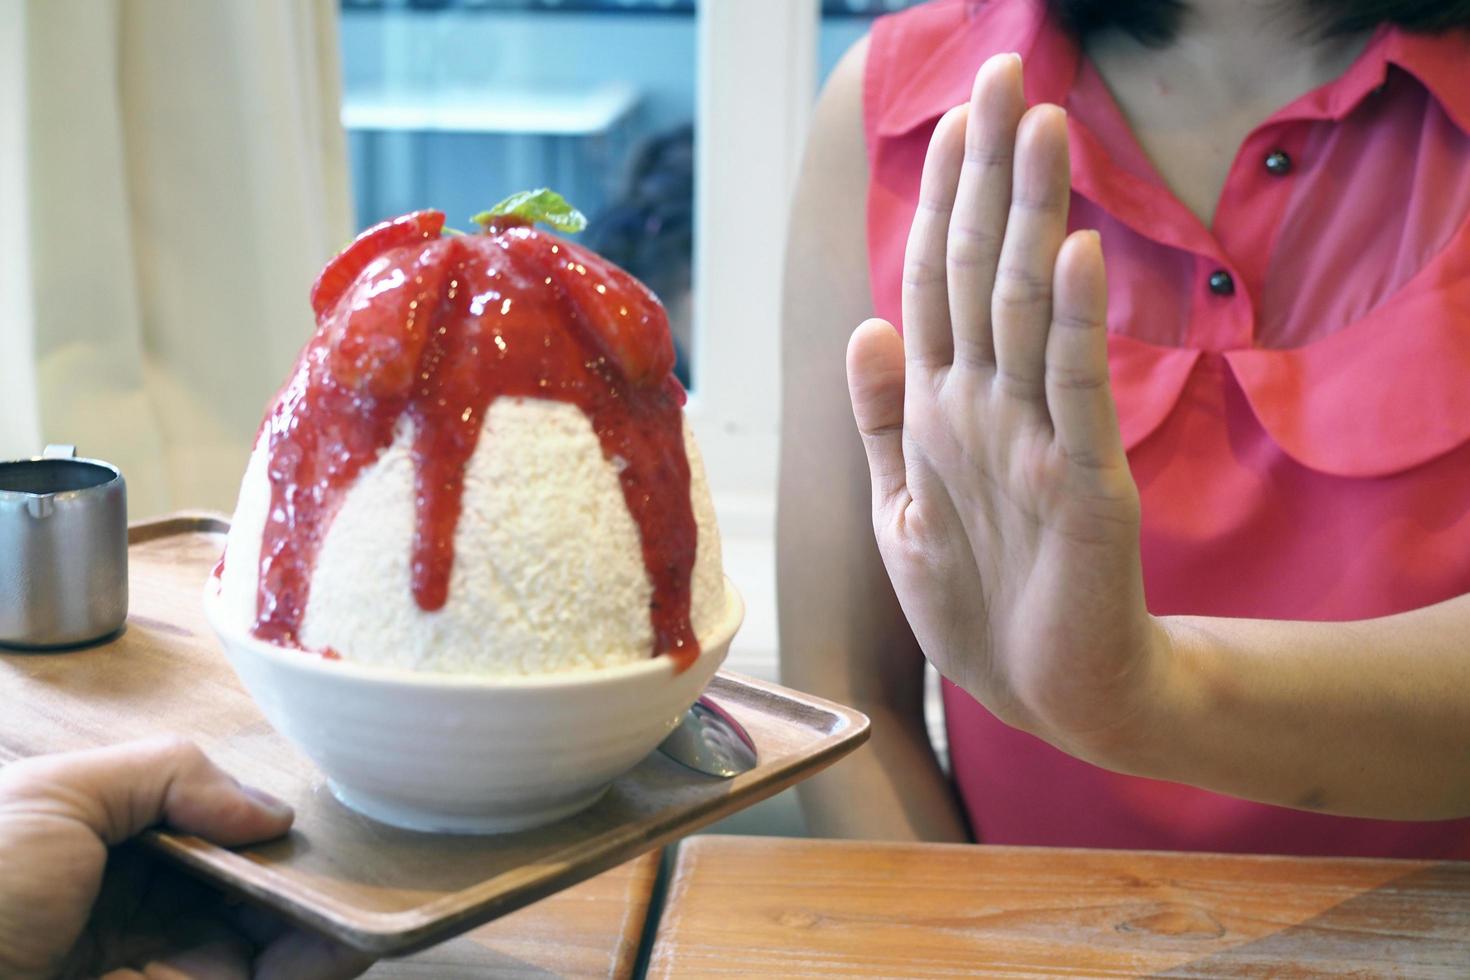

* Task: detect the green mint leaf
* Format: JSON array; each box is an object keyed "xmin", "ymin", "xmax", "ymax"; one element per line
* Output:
[{"xmin": 471, "ymin": 188, "xmax": 588, "ymax": 234}]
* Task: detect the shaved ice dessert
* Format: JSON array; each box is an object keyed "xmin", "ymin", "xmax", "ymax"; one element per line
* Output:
[{"xmin": 216, "ymin": 191, "xmax": 725, "ymax": 676}]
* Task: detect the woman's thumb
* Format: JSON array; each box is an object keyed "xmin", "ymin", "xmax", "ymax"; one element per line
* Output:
[{"xmin": 847, "ymin": 317, "xmax": 910, "ymax": 510}]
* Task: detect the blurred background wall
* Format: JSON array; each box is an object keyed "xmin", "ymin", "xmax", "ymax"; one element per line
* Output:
[{"xmin": 0, "ymin": 0, "xmax": 352, "ymax": 514}]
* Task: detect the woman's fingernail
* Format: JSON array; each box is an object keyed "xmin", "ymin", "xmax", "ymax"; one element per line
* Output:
[
  {"xmin": 986, "ymin": 51, "xmax": 1022, "ymax": 75},
  {"xmin": 241, "ymin": 783, "xmax": 294, "ymax": 819}
]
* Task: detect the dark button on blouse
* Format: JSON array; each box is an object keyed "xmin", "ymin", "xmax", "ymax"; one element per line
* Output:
[
  {"xmin": 1265, "ymin": 150, "xmax": 1292, "ymax": 175},
  {"xmin": 1208, "ymin": 269, "xmax": 1235, "ymax": 296}
]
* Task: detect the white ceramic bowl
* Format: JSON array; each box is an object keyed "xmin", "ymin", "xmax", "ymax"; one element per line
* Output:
[{"xmin": 203, "ymin": 579, "xmax": 743, "ymax": 834}]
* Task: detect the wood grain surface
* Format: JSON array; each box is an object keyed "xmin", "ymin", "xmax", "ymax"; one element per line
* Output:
[
  {"xmin": 365, "ymin": 851, "xmax": 658, "ymax": 978},
  {"xmin": 0, "ymin": 516, "xmax": 868, "ymax": 955},
  {"xmin": 648, "ymin": 835, "xmax": 1470, "ymax": 978}
]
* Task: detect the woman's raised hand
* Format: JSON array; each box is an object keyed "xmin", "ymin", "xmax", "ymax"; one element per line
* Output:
[{"xmin": 846, "ymin": 53, "xmax": 1165, "ymax": 756}]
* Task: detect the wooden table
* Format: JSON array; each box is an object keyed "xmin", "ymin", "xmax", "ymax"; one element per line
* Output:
[
  {"xmin": 366, "ymin": 850, "xmax": 659, "ymax": 978},
  {"xmin": 647, "ymin": 836, "xmax": 1470, "ymax": 977}
]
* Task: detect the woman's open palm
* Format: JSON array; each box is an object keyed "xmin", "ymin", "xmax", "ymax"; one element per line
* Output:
[{"xmin": 847, "ymin": 54, "xmax": 1160, "ymax": 752}]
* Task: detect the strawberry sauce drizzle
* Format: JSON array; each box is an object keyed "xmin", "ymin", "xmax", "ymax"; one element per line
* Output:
[{"xmin": 253, "ymin": 216, "xmax": 699, "ymax": 670}]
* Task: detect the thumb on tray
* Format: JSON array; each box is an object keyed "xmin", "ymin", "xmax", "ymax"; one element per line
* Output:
[{"xmin": 0, "ymin": 735, "xmax": 294, "ymax": 847}]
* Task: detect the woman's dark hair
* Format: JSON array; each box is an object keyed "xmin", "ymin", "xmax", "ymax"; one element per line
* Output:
[
  {"xmin": 585, "ymin": 125, "xmax": 696, "ymax": 385},
  {"xmin": 584, "ymin": 125, "xmax": 694, "ymax": 306},
  {"xmin": 1046, "ymin": 0, "xmax": 1470, "ymax": 45}
]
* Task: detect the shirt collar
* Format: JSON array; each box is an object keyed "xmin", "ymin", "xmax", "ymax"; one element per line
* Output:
[
  {"xmin": 1264, "ymin": 25, "xmax": 1470, "ymax": 134},
  {"xmin": 874, "ymin": 0, "xmax": 1077, "ymax": 139},
  {"xmin": 874, "ymin": 6, "xmax": 1470, "ymax": 140},
  {"xmin": 1378, "ymin": 27, "xmax": 1470, "ymax": 134}
]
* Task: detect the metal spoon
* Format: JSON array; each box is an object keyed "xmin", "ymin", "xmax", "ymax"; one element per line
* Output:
[{"xmin": 657, "ymin": 696, "xmax": 758, "ymax": 777}]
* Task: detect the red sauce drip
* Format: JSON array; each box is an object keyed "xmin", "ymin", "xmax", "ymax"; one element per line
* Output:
[{"xmin": 252, "ymin": 217, "xmax": 699, "ymax": 670}]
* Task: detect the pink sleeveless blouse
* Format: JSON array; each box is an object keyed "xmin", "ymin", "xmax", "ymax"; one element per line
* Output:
[{"xmin": 865, "ymin": 0, "xmax": 1470, "ymax": 857}]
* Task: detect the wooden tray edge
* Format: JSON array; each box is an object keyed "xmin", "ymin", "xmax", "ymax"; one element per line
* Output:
[
  {"xmin": 142, "ymin": 682, "xmax": 870, "ymax": 955},
  {"xmin": 367, "ymin": 691, "xmax": 871, "ymax": 954},
  {"xmin": 711, "ymin": 669, "xmax": 871, "ymax": 737},
  {"xmin": 128, "ymin": 510, "xmax": 231, "ymax": 544},
  {"xmin": 372, "ymin": 701, "xmax": 870, "ymax": 955},
  {"xmin": 124, "ymin": 515, "xmax": 873, "ymax": 955}
]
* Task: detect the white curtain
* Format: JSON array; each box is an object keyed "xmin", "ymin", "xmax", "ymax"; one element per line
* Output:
[{"xmin": 0, "ymin": 0, "xmax": 352, "ymax": 517}]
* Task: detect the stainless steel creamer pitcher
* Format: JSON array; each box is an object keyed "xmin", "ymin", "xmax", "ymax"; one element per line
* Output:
[{"xmin": 0, "ymin": 445, "xmax": 127, "ymax": 648}]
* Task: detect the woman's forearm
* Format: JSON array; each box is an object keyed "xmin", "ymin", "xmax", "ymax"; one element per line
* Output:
[
  {"xmin": 1085, "ymin": 596, "xmax": 1470, "ymax": 820},
  {"xmin": 777, "ymin": 30, "xmax": 969, "ymax": 843},
  {"xmin": 797, "ymin": 705, "xmax": 970, "ymax": 842}
]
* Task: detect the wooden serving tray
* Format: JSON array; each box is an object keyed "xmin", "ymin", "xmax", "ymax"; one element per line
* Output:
[{"xmin": 0, "ymin": 514, "xmax": 869, "ymax": 956}]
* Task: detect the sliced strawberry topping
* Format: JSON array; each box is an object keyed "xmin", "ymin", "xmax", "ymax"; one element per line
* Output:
[
  {"xmin": 314, "ymin": 210, "xmax": 673, "ymax": 399},
  {"xmin": 263, "ymin": 204, "xmax": 698, "ymax": 667},
  {"xmin": 310, "ymin": 210, "xmax": 445, "ymax": 321},
  {"xmin": 325, "ymin": 239, "xmax": 453, "ymax": 399},
  {"xmin": 551, "ymin": 241, "xmax": 675, "ymax": 387}
]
